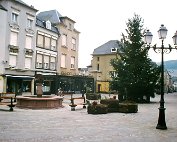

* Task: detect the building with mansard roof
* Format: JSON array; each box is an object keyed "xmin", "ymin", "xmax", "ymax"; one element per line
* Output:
[{"xmin": 89, "ymin": 40, "xmax": 122, "ymax": 93}]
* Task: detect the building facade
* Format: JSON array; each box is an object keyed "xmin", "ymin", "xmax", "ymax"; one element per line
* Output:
[
  {"xmin": 37, "ymin": 10, "xmax": 80, "ymax": 76},
  {"xmin": 35, "ymin": 17, "xmax": 60, "ymax": 94},
  {"xmin": 37, "ymin": 10, "xmax": 90, "ymax": 94},
  {"xmin": 0, "ymin": 1, "xmax": 93, "ymax": 95},
  {"xmin": 0, "ymin": 0, "xmax": 37, "ymax": 94},
  {"xmin": 89, "ymin": 40, "xmax": 121, "ymax": 93}
]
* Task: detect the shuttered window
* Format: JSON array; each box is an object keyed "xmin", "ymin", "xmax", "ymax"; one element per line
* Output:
[
  {"xmin": 71, "ymin": 38, "xmax": 76, "ymax": 50},
  {"xmin": 25, "ymin": 57, "xmax": 31, "ymax": 69},
  {"xmin": 9, "ymin": 55, "xmax": 17, "ymax": 67},
  {"xmin": 25, "ymin": 36, "xmax": 32, "ymax": 49},
  {"xmin": 10, "ymin": 31, "xmax": 18, "ymax": 46},
  {"xmin": 36, "ymin": 54, "xmax": 42, "ymax": 68},
  {"xmin": 44, "ymin": 55, "xmax": 49, "ymax": 69},
  {"xmin": 71, "ymin": 56, "xmax": 75, "ymax": 69},
  {"xmin": 50, "ymin": 56, "xmax": 56, "ymax": 70},
  {"xmin": 51, "ymin": 39, "xmax": 57, "ymax": 51},
  {"xmin": 61, "ymin": 54, "xmax": 66, "ymax": 68},
  {"xmin": 37, "ymin": 34, "xmax": 44, "ymax": 47},
  {"xmin": 44, "ymin": 36, "xmax": 50, "ymax": 49},
  {"xmin": 62, "ymin": 34, "xmax": 67, "ymax": 47}
]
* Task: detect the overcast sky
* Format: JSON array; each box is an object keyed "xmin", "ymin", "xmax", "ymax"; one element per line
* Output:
[{"xmin": 23, "ymin": 0, "xmax": 177, "ymax": 67}]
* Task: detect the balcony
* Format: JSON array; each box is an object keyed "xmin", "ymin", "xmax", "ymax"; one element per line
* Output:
[
  {"xmin": 24, "ymin": 48, "xmax": 34, "ymax": 56},
  {"xmin": 8, "ymin": 45, "xmax": 19, "ymax": 54}
]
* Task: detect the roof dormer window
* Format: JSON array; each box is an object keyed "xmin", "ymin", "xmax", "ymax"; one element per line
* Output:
[
  {"xmin": 46, "ymin": 20, "xmax": 51, "ymax": 30},
  {"xmin": 111, "ymin": 48, "xmax": 117, "ymax": 53}
]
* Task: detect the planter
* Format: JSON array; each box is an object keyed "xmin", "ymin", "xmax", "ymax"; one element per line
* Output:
[
  {"xmin": 87, "ymin": 104, "xmax": 108, "ymax": 114},
  {"xmin": 119, "ymin": 100, "xmax": 138, "ymax": 113},
  {"xmin": 100, "ymin": 99, "xmax": 119, "ymax": 112},
  {"xmin": 86, "ymin": 93, "xmax": 101, "ymax": 100},
  {"xmin": 119, "ymin": 103, "xmax": 138, "ymax": 113}
]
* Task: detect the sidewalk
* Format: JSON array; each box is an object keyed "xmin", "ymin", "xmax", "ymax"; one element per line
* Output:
[{"xmin": 0, "ymin": 93, "xmax": 177, "ymax": 142}]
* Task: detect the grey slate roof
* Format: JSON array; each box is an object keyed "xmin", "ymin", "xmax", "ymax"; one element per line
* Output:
[
  {"xmin": 36, "ymin": 17, "xmax": 59, "ymax": 34},
  {"xmin": 37, "ymin": 10, "xmax": 62, "ymax": 24},
  {"xmin": 92, "ymin": 40, "xmax": 122, "ymax": 55}
]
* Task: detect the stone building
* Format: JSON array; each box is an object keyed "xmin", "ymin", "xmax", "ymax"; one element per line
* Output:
[
  {"xmin": 37, "ymin": 10, "xmax": 80, "ymax": 76},
  {"xmin": 35, "ymin": 16, "xmax": 60, "ymax": 94},
  {"xmin": 0, "ymin": 0, "xmax": 38, "ymax": 94},
  {"xmin": 89, "ymin": 40, "xmax": 121, "ymax": 93}
]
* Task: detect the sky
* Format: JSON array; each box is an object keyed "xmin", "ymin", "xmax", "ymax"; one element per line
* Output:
[{"xmin": 23, "ymin": 0, "xmax": 177, "ymax": 68}]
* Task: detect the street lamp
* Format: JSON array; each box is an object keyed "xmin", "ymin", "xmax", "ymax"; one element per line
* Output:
[{"xmin": 144, "ymin": 24, "xmax": 177, "ymax": 130}]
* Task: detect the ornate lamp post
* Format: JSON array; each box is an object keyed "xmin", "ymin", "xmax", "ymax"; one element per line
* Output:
[{"xmin": 144, "ymin": 24, "xmax": 177, "ymax": 130}]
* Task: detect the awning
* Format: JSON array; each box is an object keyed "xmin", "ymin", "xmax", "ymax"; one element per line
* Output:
[{"xmin": 6, "ymin": 75, "xmax": 35, "ymax": 80}]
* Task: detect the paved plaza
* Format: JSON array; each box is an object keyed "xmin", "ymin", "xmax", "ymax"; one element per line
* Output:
[{"xmin": 0, "ymin": 93, "xmax": 177, "ymax": 142}]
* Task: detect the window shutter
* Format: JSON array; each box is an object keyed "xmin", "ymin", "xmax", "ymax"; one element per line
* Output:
[
  {"xmin": 9, "ymin": 55, "xmax": 17, "ymax": 66},
  {"xmin": 25, "ymin": 57, "xmax": 31, "ymax": 69},
  {"xmin": 37, "ymin": 34, "xmax": 44, "ymax": 47},
  {"xmin": 61, "ymin": 54, "xmax": 66, "ymax": 67},
  {"xmin": 10, "ymin": 32, "xmax": 18, "ymax": 46},
  {"xmin": 51, "ymin": 39, "xmax": 57, "ymax": 50},
  {"xmin": 37, "ymin": 54, "xmax": 42, "ymax": 63},
  {"xmin": 25, "ymin": 36, "xmax": 32, "ymax": 49},
  {"xmin": 44, "ymin": 55, "xmax": 49, "ymax": 63},
  {"xmin": 62, "ymin": 34, "xmax": 67, "ymax": 46},
  {"xmin": 45, "ymin": 36, "xmax": 50, "ymax": 48}
]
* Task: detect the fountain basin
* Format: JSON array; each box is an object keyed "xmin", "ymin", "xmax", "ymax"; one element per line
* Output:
[{"xmin": 16, "ymin": 95, "xmax": 63, "ymax": 109}]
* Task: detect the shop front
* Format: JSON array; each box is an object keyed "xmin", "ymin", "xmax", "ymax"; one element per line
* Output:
[{"xmin": 5, "ymin": 75, "xmax": 34, "ymax": 95}]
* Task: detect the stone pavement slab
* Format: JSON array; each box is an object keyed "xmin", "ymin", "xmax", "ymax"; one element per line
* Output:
[{"xmin": 0, "ymin": 93, "xmax": 177, "ymax": 142}]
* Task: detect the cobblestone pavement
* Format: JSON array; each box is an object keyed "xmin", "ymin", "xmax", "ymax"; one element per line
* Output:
[{"xmin": 0, "ymin": 93, "xmax": 177, "ymax": 142}]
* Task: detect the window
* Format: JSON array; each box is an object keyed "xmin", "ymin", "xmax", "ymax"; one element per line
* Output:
[
  {"xmin": 50, "ymin": 56, "xmax": 56, "ymax": 70},
  {"xmin": 61, "ymin": 54, "xmax": 66, "ymax": 68},
  {"xmin": 25, "ymin": 57, "xmax": 31, "ymax": 69},
  {"xmin": 71, "ymin": 38, "xmax": 76, "ymax": 50},
  {"xmin": 44, "ymin": 55, "xmax": 49, "ymax": 69},
  {"xmin": 10, "ymin": 31, "xmax": 18, "ymax": 46},
  {"xmin": 109, "ymin": 71, "xmax": 117, "ymax": 78},
  {"xmin": 37, "ymin": 34, "xmax": 44, "ymax": 47},
  {"xmin": 46, "ymin": 20, "xmax": 51, "ymax": 30},
  {"xmin": 111, "ymin": 48, "xmax": 117, "ymax": 52},
  {"xmin": 51, "ymin": 38, "xmax": 57, "ymax": 51},
  {"xmin": 44, "ymin": 36, "xmax": 50, "ymax": 49},
  {"xmin": 97, "ymin": 57, "xmax": 99, "ymax": 61},
  {"xmin": 62, "ymin": 34, "xmax": 67, "ymax": 47},
  {"xmin": 27, "ymin": 19, "xmax": 33, "ymax": 28},
  {"xmin": 97, "ymin": 64, "xmax": 99, "ymax": 71},
  {"xmin": 25, "ymin": 36, "xmax": 32, "ymax": 49},
  {"xmin": 69, "ymin": 23, "xmax": 72, "ymax": 30},
  {"xmin": 9, "ymin": 55, "xmax": 17, "ymax": 67},
  {"xmin": 71, "ymin": 56, "xmax": 75, "ymax": 69},
  {"xmin": 11, "ymin": 13, "xmax": 18, "ymax": 23},
  {"xmin": 36, "ymin": 54, "xmax": 42, "ymax": 68}
]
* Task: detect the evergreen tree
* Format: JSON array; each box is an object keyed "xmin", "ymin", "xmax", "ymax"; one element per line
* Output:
[{"xmin": 110, "ymin": 14, "xmax": 160, "ymax": 102}]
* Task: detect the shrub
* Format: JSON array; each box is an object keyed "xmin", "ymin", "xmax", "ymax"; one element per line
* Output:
[
  {"xmin": 86, "ymin": 93, "xmax": 101, "ymax": 100},
  {"xmin": 87, "ymin": 103, "xmax": 108, "ymax": 114},
  {"xmin": 100, "ymin": 99, "xmax": 119, "ymax": 112},
  {"xmin": 118, "ymin": 102, "xmax": 138, "ymax": 113}
]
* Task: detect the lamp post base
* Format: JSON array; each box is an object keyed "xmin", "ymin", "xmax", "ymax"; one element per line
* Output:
[{"xmin": 156, "ymin": 107, "xmax": 167, "ymax": 130}]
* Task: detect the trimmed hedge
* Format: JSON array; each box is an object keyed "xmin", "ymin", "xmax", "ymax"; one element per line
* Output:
[
  {"xmin": 86, "ymin": 93, "xmax": 101, "ymax": 100},
  {"xmin": 100, "ymin": 99, "xmax": 119, "ymax": 112},
  {"xmin": 87, "ymin": 103, "xmax": 108, "ymax": 114},
  {"xmin": 118, "ymin": 103, "xmax": 138, "ymax": 113}
]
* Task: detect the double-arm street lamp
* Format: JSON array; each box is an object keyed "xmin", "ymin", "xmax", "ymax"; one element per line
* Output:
[{"xmin": 144, "ymin": 24, "xmax": 177, "ymax": 130}]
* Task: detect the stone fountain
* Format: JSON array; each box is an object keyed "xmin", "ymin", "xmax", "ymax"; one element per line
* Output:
[{"xmin": 16, "ymin": 74, "xmax": 63, "ymax": 109}]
